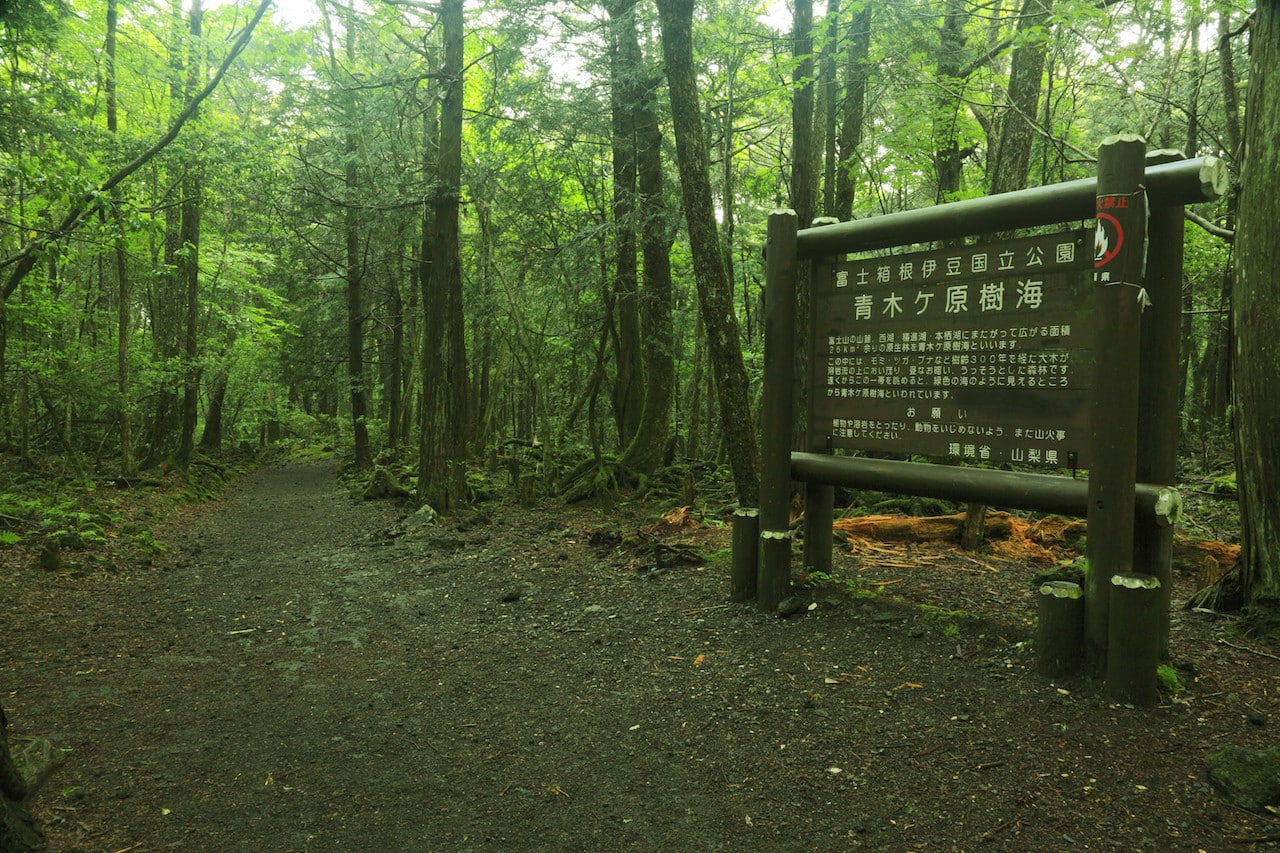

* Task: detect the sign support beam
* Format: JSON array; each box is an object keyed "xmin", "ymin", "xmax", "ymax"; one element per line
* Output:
[
  {"xmin": 758, "ymin": 210, "xmax": 799, "ymax": 611},
  {"xmin": 1084, "ymin": 134, "xmax": 1148, "ymax": 674}
]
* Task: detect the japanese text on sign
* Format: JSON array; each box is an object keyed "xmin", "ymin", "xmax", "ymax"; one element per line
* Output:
[{"xmin": 812, "ymin": 230, "xmax": 1094, "ymax": 466}]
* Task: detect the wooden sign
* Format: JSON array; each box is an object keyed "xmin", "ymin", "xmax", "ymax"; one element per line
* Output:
[{"xmin": 812, "ymin": 229, "xmax": 1094, "ymax": 466}]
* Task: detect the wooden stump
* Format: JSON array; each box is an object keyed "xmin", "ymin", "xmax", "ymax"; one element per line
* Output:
[
  {"xmin": 961, "ymin": 502, "xmax": 987, "ymax": 550},
  {"xmin": 1037, "ymin": 581, "xmax": 1084, "ymax": 677},
  {"xmin": 730, "ymin": 508, "xmax": 759, "ymax": 603}
]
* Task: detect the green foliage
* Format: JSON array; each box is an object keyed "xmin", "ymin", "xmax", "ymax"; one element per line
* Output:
[
  {"xmin": 1210, "ymin": 472, "xmax": 1238, "ymax": 497},
  {"xmin": 919, "ymin": 604, "xmax": 979, "ymax": 638},
  {"xmin": 1156, "ymin": 664, "xmax": 1185, "ymax": 695},
  {"xmin": 0, "ymin": 0, "xmax": 1250, "ymax": 501},
  {"xmin": 705, "ymin": 547, "xmax": 733, "ymax": 568},
  {"xmin": 807, "ymin": 570, "xmax": 880, "ymax": 601}
]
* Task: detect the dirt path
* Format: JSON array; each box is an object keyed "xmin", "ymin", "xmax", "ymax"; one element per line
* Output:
[{"xmin": 7, "ymin": 458, "xmax": 1279, "ymax": 851}]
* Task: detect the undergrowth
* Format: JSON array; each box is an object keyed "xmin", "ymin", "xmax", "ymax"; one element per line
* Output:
[{"xmin": 0, "ymin": 450, "xmax": 256, "ymax": 574}]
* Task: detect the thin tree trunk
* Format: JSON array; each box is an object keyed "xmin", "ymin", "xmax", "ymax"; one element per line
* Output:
[
  {"xmin": 417, "ymin": 36, "xmax": 442, "ymax": 504},
  {"xmin": 384, "ymin": 263, "xmax": 405, "ymax": 449},
  {"xmin": 199, "ymin": 369, "xmax": 227, "ymax": 452},
  {"xmin": 337, "ymin": 7, "xmax": 372, "ymax": 471},
  {"xmin": 176, "ymin": 0, "xmax": 204, "ymax": 470},
  {"xmin": 834, "ymin": 4, "xmax": 871, "ymax": 221},
  {"xmin": 106, "ymin": 0, "xmax": 135, "ymax": 476},
  {"xmin": 656, "ymin": 0, "xmax": 759, "ymax": 505},
  {"xmin": 820, "ymin": 0, "xmax": 840, "ymax": 217}
]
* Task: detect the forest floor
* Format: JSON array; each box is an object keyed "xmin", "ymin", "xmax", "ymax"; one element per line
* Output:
[{"xmin": 4, "ymin": 453, "xmax": 1280, "ymax": 852}]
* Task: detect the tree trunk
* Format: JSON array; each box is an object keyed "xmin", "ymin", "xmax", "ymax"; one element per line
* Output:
[
  {"xmin": 790, "ymin": 0, "xmax": 817, "ymax": 448},
  {"xmin": 1232, "ymin": 0, "xmax": 1280, "ymax": 609},
  {"xmin": 933, "ymin": 0, "xmax": 970, "ymax": 203},
  {"xmin": 106, "ymin": 0, "xmax": 135, "ymax": 477},
  {"xmin": 617, "ymin": 1, "xmax": 675, "ymax": 476},
  {"xmin": 1196, "ymin": 10, "xmax": 1245, "ymax": 431},
  {"xmin": 419, "ymin": 0, "xmax": 468, "ymax": 509},
  {"xmin": 141, "ymin": 0, "xmax": 193, "ymax": 469},
  {"xmin": 175, "ymin": 1, "xmax": 205, "ymax": 470},
  {"xmin": 656, "ymin": 0, "xmax": 759, "ymax": 505},
  {"xmin": 820, "ymin": 0, "xmax": 840, "ymax": 217},
  {"xmin": 834, "ymin": 4, "xmax": 871, "ymax": 221},
  {"xmin": 383, "ymin": 266, "xmax": 405, "ymax": 449},
  {"xmin": 607, "ymin": 0, "xmax": 643, "ymax": 449},
  {"xmin": 199, "ymin": 369, "xmax": 227, "ymax": 452},
  {"xmin": 988, "ymin": 0, "xmax": 1054, "ymax": 197},
  {"xmin": 790, "ymin": 0, "xmax": 817, "ymax": 231},
  {"xmin": 338, "ymin": 9, "xmax": 372, "ymax": 471}
]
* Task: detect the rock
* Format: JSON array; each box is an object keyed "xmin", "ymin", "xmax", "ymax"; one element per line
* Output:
[
  {"xmin": 407, "ymin": 504, "xmax": 439, "ymax": 529},
  {"xmin": 1206, "ymin": 743, "xmax": 1280, "ymax": 813},
  {"xmin": 36, "ymin": 542, "xmax": 63, "ymax": 573},
  {"xmin": 776, "ymin": 596, "xmax": 807, "ymax": 618},
  {"xmin": 55, "ymin": 531, "xmax": 86, "ymax": 550},
  {"xmin": 362, "ymin": 468, "xmax": 413, "ymax": 501}
]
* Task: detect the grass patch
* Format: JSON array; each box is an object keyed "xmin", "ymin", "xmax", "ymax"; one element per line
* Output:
[{"xmin": 920, "ymin": 604, "xmax": 980, "ymax": 638}]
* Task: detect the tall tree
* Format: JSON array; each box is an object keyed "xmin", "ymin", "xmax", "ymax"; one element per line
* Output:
[
  {"xmin": 618, "ymin": 1, "xmax": 675, "ymax": 476},
  {"xmin": 606, "ymin": 0, "xmax": 644, "ymax": 449},
  {"xmin": 104, "ymin": 0, "xmax": 135, "ymax": 476},
  {"xmin": 656, "ymin": 0, "xmax": 759, "ymax": 505},
  {"xmin": 988, "ymin": 0, "xmax": 1055, "ymax": 196},
  {"xmin": 419, "ymin": 0, "xmax": 468, "ymax": 509},
  {"xmin": 833, "ymin": 2, "xmax": 871, "ymax": 221},
  {"xmin": 322, "ymin": 2, "xmax": 373, "ymax": 470},
  {"xmin": 1232, "ymin": 2, "xmax": 1280, "ymax": 609},
  {"xmin": 175, "ymin": 0, "xmax": 205, "ymax": 469},
  {"xmin": 791, "ymin": 0, "xmax": 817, "ymax": 230},
  {"xmin": 932, "ymin": 0, "xmax": 972, "ymax": 202}
]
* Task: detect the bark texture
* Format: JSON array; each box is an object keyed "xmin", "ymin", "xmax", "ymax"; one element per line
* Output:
[
  {"xmin": 656, "ymin": 0, "xmax": 759, "ymax": 505},
  {"xmin": 1232, "ymin": 2, "xmax": 1280, "ymax": 607}
]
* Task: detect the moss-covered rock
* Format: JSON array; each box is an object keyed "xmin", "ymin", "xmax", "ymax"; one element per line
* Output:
[{"xmin": 1206, "ymin": 744, "xmax": 1280, "ymax": 813}]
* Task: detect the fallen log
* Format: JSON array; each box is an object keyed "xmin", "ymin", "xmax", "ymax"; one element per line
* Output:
[{"xmin": 831, "ymin": 512, "xmax": 1238, "ymax": 580}]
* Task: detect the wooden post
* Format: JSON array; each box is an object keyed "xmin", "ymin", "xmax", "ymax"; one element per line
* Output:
[
  {"xmin": 759, "ymin": 529, "xmax": 792, "ymax": 609},
  {"xmin": 803, "ymin": 480, "xmax": 833, "ymax": 575},
  {"xmin": 803, "ymin": 239, "xmax": 837, "ymax": 577},
  {"xmin": 1084, "ymin": 135, "xmax": 1147, "ymax": 674},
  {"xmin": 1037, "ymin": 581, "xmax": 1084, "ymax": 677},
  {"xmin": 1106, "ymin": 573, "xmax": 1162, "ymax": 708},
  {"xmin": 758, "ymin": 210, "xmax": 799, "ymax": 610},
  {"xmin": 730, "ymin": 507, "xmax": 759, "ymax": 602},
  {"xmin": 1134, "ymin": 149, "xmax": 1186, "ymax": 659}
]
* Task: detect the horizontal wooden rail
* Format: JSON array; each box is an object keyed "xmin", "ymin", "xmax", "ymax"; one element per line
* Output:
[
  {"xmin": 790, "ymin": 452, "xmax": 1180, "ymax": 526},
  {"xmin": 794, "ymin": 156, "xmax": 1227, "ymax": 259}
]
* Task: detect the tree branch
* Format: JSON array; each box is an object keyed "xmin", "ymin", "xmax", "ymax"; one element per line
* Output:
[
  {"xmin": 1, "ymin": 0, "xmax": 273, "ymax": 301},
  {"xmin": 1185, "ymin": 208, "xmax": 1234, "ymax": 242}
]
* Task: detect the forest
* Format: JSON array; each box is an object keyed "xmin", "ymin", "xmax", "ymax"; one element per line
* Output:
[
  {"xmin": 5, "ymin": 0, "xmax": 1280, "ymax": 847},
  {"xmin": 0, "ymin": 0, "xmax": 1277, "ymax": 595}
]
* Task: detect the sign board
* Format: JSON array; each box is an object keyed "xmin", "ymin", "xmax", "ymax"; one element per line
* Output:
[{"xmin": 812, "ymin": 229, "xmax": 1094, "ymax": 466}]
